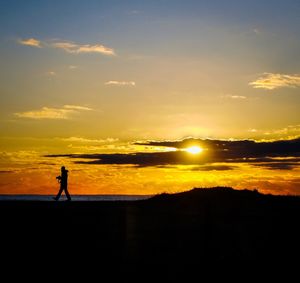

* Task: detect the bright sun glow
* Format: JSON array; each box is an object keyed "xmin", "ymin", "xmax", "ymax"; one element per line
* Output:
[{"xmin": 185, "ymin": 146, "xmax": 203, "ymax": 154}]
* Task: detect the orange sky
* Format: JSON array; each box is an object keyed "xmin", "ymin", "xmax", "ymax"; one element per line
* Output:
[{"xmin": 1, "ymin": 1, "xmax": 300, "ymax": 195}]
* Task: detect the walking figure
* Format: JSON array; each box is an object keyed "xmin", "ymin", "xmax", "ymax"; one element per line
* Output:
[{"xmin": 53, "ymin": 166, "xmax": 71, "ymax": 201}]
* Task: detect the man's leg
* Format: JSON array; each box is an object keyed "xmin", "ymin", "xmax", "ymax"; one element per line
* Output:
[
  {"xmin": 54, "ymin": 187, "xmax": 64, "ymax": 200},
  {"xmin": 64, "ymin": 187, "xmax": 71, "ymax": 201}
]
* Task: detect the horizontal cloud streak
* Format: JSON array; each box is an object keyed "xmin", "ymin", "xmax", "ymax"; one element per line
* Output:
[
  {"xmin": 61, "ymin": 137, "xmax": 118, "ymax": 143},
  {"xmin": 52, "ymin": 41, "xmax": 115, "ymax": 55},
  {"xmin": 136, "ymin": 138, "xmax": 300, "ymax": 158},
  {"xmin": 230, "ymin": 95, "xmax": 246, "ymax": 99},
  {"xmin": 252, "ymin": 162, "xmax": 300, "ymax": 170},
  {"xmin": 188, "ymin": 165, "xmax": 236, "ymax": 171},
  {"xmin": 15, "ymin": 105, "xmax": 92, "ymax": 119},
  {"xmin": 18, "ymin": 38, "xmax": 42, "ymax": 48},
  {"xmin": 249, "ymin": 73, "xmax": 300, "ymax": 90},
  {"xmin": 46, "ymin": 138, "xmax": 300, "ymax": 170},
  {"xmin": 105, "ymin": 81, "xmax": 136, "ymax": 86},
  {"xmin": 63, "ymin": 105, "xmax": 92, "ymax": 111},
  {"xmin": 18, "ymin": 37, "xmax": 115, "ymax": 56},
  {"xmin": 0, "ymin": 170, "xmax": 15, "ymax": 174}
]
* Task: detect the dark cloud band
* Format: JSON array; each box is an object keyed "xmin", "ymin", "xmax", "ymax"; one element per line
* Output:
[{"xmin": 45, "ymin": 138, "xmax": 300, "ymax": 170}]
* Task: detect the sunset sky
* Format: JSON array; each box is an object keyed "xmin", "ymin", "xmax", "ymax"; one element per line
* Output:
[{"xmin": 0, "ymin": 0, "xmax": 300, "ymax": 195}]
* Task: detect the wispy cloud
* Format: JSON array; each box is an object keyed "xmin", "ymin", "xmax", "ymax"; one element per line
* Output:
[
  {"xmin": 61, "ymin": 137, "xmax": 118, "ymax": 143},
  {"xmin": 14, "ymin": 105, "xmax": 92, "ymax": 120},
  {"xmin": 230, "ymin": 95, "xmax": 246, "ymax": 99},
  {"xmin": 246, "ymin": 125, "xmax": 300, "ymax": 140},
  {"xmin": 249, "ymin": 73, "xmax": 300, "ymax": 90},
  {"xmin": 69, "ymin": 65, "xmax": 78, "ymax": 69},
  {"xmin": 222, "ymin": 95, "xmax": 246, "ymax": 99},
  {"xmin": 52, "ymin": 41, "xmax": 115, "ymax": 56},
  {"xmin": 18, "ymin": 38, "xmax": 42, "ymax": 48},
  {"xmin": 18, "ymin": 37, "xmax": 115, "ymax": 56},
  {"xmin": 0, "ymin": 170, "xmax": 15, "ymax": 174},
  {"xmin": 105, "ymin": 81, "xmax": 136, "ymax": 86},
  {"xmin": 63, "ymin": 105, "xmax": 92, "ymax": 111}
]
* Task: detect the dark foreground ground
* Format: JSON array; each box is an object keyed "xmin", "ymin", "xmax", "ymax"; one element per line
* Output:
[{"xmin": 1, "ymin": 187, "xmax": 300, "ymax": 278}]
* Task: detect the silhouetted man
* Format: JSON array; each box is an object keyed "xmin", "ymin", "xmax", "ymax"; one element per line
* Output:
[{"xmin": 53, "ymin": 166, "xmax": 71, "ymax": 201}]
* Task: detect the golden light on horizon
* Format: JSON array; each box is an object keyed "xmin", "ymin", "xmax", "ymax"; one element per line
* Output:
[{"xmin": 185, "ymin": 146, "xmax": 203, "ymax": 154}]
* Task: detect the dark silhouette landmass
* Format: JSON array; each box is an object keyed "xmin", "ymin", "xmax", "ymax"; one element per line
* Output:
[{"xmin": 1, "ymin": 187, "xmax": 300, "ymax": 276}]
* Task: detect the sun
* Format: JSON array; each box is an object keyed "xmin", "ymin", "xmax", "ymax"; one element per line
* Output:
[{"xmin": 185, "ymin": 146, "xmax": 203, "ymax": 154}]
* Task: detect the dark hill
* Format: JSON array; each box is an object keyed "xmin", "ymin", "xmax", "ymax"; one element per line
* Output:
[
  {"xmin": 1, "ymin": 187, "xmax": 300, "ymax": 277},
  {"xmin": 131, "ymin": 187, "xmax": 300, "ymax": 265}
]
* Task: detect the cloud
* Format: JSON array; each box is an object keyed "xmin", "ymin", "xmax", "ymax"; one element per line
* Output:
[
  {"xmin": 252, "ymin": 162, "xmax": 300, "ymax": 170},
  {"xmin": 18, "ymin": 37, "xmax": 115, "ymax": 56},
  {"xmin": 14, "ymin": 105, "xmax": 92, "ymax": 120},
  {"xmin": 229, "ymin": 95, "xmax": 246, "ymax": 99},
  {"xmin": 46, "ymin": 151, "xmax": 192, "ymax": 167},
  {"xmin": 246, "ymin": 125, "xmax": 300, "ymax": 140},
  {"xmin": 45, "ymin": 138, "xmax": 300, "ymax": 170},
  {"xmin": 265, "ymin": 125, "xmax": 300, "ymax": 137},
  {"xmin": 61, "ymin": 137, "xmax": 118, "ymax": 143},
  {"xmin": 52, "ymin": 41, "xmax": 115, "ymax": 56},
  {"xmin": 222, "ymin": 95, "xmax": 246, "ymax": 99},
  {"xmin": 63, "ymin": 105, "xmax": 93, "ymax": 111},
  {"xmin": 249, "ymin": 73, "xmax": 300, "ymax": 90},
  {"xmin": 188, "ymin": 165, "xmax": 236, "ymax": 171},
  {"xmin": 18, "ymin": 38, "xmax": 42, "ymax": 48},
  {"xmin": 105, "ymin": 81, "xmax": 136, "ymax": 86},
  {"xmin": 47, "ymin": 71, "xmax": 56, "ymax": 76},
  {"xmin": 0, "ymin": 170, "xmax": 15, "ymax": 174},
  {"xmin": 64, "ymin": 139, "xmax": 131, "ymax": 152},
  {"xmin": 135, "ymin": 138, "xmax": 300, "ymax": 156}
]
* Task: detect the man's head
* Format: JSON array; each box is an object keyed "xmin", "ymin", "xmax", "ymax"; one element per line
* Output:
[{"xmin": 61, "ymin": 166, "xmax": 65, "ymax": 171}]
